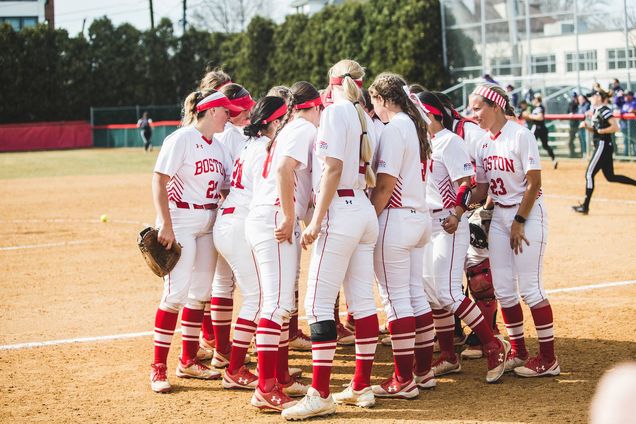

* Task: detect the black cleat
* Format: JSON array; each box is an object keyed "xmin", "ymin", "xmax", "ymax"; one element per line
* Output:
[{"xmin": 572, "ymin": 205, "xmax": 588, "ymax": 215}]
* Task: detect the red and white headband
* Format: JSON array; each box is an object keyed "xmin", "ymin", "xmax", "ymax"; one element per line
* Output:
[
  {"xmin": 402, "ymin": 86, "xmax": 432, "ymax": 125},
  {"xmin": 330, "ymin": 75, "xmax": 363, "ymax": 88},
  {"xmin": 196, "ymin": 92, "xmax": 242, "ymax": 113},
  {"xmin": 295, "ymin": 96, "xmax": 323, "ymax": 110},
  {"xmin": 472, "ymin": 86, "xmax": 507, "ymax": 110}
]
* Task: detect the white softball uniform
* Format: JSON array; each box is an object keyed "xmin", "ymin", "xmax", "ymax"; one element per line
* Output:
[
  {"xmin": 422, "ymin": 129, "xmax": 474, "ymax": 313},
  {"xmin": 474, "ymin": 120, "xmax": 548, "ymax": 308},
  {"xmin": 214, "ymin": 136, "xmax": 268, "ymax": 322},
  {"xmin": 454, "ymin": 119, "xmax": 486, "ymax": 162},
  {"xmin": 211, "ymin": 122, "xmax": 248, "ymax": 300},
  {"xmin": 154, "ymin": 125, "xmax": 231, "ymax": 308},
  {"xmin": 246, "ymin": 119, "xmax": 316, "ymax": 325},
  {"xmin": 373, "ymin": 112, "xmax": 432, "ymax": 322},
  {"xmin": 305, "ymin": 98, "xmax": 379, "ymax": 324}
]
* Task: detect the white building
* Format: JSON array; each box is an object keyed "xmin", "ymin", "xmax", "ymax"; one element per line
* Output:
[
  {"xmin": 0, "ymin": 0, "xmax": 53, "ymax": 30},
  {"xmin": 290, "ymin": 0, "xmax": 344, "ymax": 16}
]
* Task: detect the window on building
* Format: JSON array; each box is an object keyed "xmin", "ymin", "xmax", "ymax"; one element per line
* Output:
[
  {"xmin": 566, "ymin": 50, "xmax": 597, "ymax": 72},
  {"xmin": 607, "ymin": 48, "xmax": 636, "ymax": 70},
  {"xmin": 0, "ymin": 16, "xmax": 38, "ymax": 30},
  {"xmin": 491, "ymin": 57, "xmax": 513, "ymax": 76},
  {"xmin": 531, "ymin": 54, "xmax": 556, "ymax": 74}
]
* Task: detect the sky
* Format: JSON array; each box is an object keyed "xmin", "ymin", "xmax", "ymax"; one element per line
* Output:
[{"xmin": 55, "ymin": 0, "xmax": 292, "ymax": 35}]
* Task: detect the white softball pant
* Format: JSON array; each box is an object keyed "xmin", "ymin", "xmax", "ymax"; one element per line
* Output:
[
  {"xmin": 305, "ymin": 190, "xmax": 379, "ymax": 324},
  {"xmin": 422, "ymin": 209, "xmax": 470, "ymax": 313},
  {"xmin": 374, "ymin": 208, "xmax": 432, "ymax": 322},
  {"xmin": 245, "ymin": 205, "xmax": 299, "ymax": 326},
  {"xmin": 211, "ymin": 255, "xmax": 235, "ymax": 299},
  {"xmin": 159, "ymin": 208, "xmax": 217, "ymax": 309},
  {"xmin": 489, "ymin": 199, "xmax": 548, "ymax": 308},
  {"xmin": 214, "ymin": 205, "xmax": 262, "ymax": 323}
]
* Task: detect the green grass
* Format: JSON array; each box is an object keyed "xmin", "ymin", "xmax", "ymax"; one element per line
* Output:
[{"xmin": 0, "ymin": 148, "xmax": 158, "ymax": 179}]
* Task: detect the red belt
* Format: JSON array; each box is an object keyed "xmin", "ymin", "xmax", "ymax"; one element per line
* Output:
[
  {"xmin": 337, "ymin": 189, "xmax": 355, "ymax": 197},
  {"xmin": 495, "ymin": 202, "xmax": 518, "ymax": 209},
  {"xmin": 222, "ymin": 207, "xmax": 235, "ymax": 215},
  {"xmin": 174, "ymin": 201, "xmax": 218, "ymax": 210}
]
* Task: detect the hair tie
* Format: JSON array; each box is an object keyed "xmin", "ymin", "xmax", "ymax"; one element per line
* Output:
[{"xmin": 344, "ymin": 73, "xmax": 352, "ymax": 78}]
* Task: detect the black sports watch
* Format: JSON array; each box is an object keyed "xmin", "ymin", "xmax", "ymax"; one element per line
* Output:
[{"xmin": 514, "ymin": 214, "xmax": 526, "ymax": 224}]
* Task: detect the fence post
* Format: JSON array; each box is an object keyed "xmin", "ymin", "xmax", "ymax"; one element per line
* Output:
[
  {"xmin": 90, "ymin": 107, "xmax": 94, "ymax": 126},
  {"xmin": 136, "ymin": 105, "xmax": 140, "ymax": 121}
]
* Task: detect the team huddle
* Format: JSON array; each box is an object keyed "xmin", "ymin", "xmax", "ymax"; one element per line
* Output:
[{"xmin": 148, "ymin": 59, "xmax": 560, "ymax": 420}]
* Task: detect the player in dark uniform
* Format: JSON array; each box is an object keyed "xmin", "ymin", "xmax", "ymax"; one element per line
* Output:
[
  {"xmin": 525, "ymin": 95, "xmax": 557, "ymax": 169},
  {"xmin": 573, "ymin": 90, "xmax": 636, "ymax": 214}
]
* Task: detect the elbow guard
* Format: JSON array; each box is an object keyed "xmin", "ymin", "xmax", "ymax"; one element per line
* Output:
[{"xmin": 455, "ymin": 184, "xmax": 471, "ymax": 212}]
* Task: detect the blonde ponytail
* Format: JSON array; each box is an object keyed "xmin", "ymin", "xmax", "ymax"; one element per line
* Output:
[
  {"xmin": 181, "ymin": 91, "xmax": 200, "ymax": 126},
  {"xmin": 330, "ymin": 59, "xmax": 376, "ymax": 188}
]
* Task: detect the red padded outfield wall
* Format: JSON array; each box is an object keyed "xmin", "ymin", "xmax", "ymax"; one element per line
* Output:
[{"xmin": 0, "ymin": 121, "xmax": 93, "ymax": 152}]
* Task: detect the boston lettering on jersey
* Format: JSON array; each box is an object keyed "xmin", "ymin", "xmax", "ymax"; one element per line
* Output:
[
  {"xmin": 194, "ymin": 158, "xmax": 226, "ymax": 176},
  {"xmin": 482, "ymin": 155, "xmax": 515, "ymax": 173}
]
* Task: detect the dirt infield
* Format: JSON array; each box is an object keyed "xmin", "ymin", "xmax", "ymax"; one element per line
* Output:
[{"xmin": 1, "ymin": 149, "xmax": 635, "ymax": 423}]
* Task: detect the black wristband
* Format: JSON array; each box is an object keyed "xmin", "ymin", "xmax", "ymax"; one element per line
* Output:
[{"xmin": 514, "ymin": 214, "xmax": 526, "ymax": 224}]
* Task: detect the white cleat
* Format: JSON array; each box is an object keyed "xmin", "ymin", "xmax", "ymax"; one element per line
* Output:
[
  {"xmin": 461, "ymin": 345, "xmax": 484, "ymax": 360},
  {"xmin": 176, "ymin": 358, "xmax": 221, "ymax": 380},
  {"xmin": 504, "ymin": 350, "xmax": 528, "ymax": 372},
  {"xmin": 514, "ymin": 355, "xmax": 561, "ymax": 378},
  {"xmin": 212, "ymin": 348, "xmax": 251, "ymax": 369},
  {"xmin": 414, "ymin": 369, "xmax": 437, "ymax": 389},
  {"xmin": 332, "ymin": 383, "xmax": 375, "ymax": 408},
  {"xmin": 222, "ymin": 366, "xmax": 258, "ymax": 390},
  {"xmin": 282, "ymin": 378, "xmax": 310, "ymax": 397},
  {"xmin": 196, "ymin": 334, "xmax": 215, "ymax": 361},
  {"xmin": 282, "ymin": 387, "xmax": 337, "ymax": 421},
  {"xmin": 289, "ymin": 331, "xmax": 312, "ymax": 351},
  {"xmin": 371, "ymin": 374, "xmax": 419, "ymax": 399},
  {"xmin": 251, "ymin": 384, "xmax": 297, "ymax": 412},
  {"xmin": 150, "ymin": 363, "xmax": 171, "ymax": 393},
  {"xmin": 432, "ymin": 355, "xmax": 462, "ymax": 376},
  {"xmin": 485, "ymin": 338, "xmax": 510, "ymax": 384}
]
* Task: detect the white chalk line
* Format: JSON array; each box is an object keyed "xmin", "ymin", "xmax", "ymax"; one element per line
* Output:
[
  {"xmin": 544, "ymin": 193, "xmax": 636, "ymax": 205},
  {"xmin": 1, "ymin": 279, "xmax": 634, "ymax": 352},
  {"xmin": 0, "ymin": 240, "xmax": 94, "ymax": 251},
  {"xmin": 0, "ymin": 218, "xmax": 146, "ymax": 225}
]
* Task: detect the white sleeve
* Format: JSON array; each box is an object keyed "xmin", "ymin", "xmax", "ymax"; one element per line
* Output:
[
  {"xmin": 444, "ymin": 136, "xmax": 475, "ymax": 182},
  {"xmin": 518, "ymin": 129, "xmax": 542, "ymax": 173},
  {"xmin": 475, "ymin": 144, "xmax": 487, "ymax": 184},
  {"xmin": 280, "ymin": 124, "xmax": 316, "ymax": 170},
  {"xmin": 316, "ymin": 105, "xmax": 347, "ymax": 161},
  {"xmin": 154, "ymin": 134, "xmax": 186, "ymax": 176},
  {"xmin": 375, "ymin": 123, "xmax": 404, "ymax": 178},
  {"xmin": 222, "ymin": 144, "xmax": 233, "ymax": 190}
]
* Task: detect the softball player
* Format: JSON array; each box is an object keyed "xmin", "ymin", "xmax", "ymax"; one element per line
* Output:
[
  {"xmin": 282, "ymin": 59, "xmax": 379, "ymax": 421},
  {"xmin": 213, "ymin": 96, "xmax": 274, "ymax": 390},
  {"xmin": 206, "ymin": 84, "xmax": 257, "ymax": 368},
  {"xmin": 573, "ymin": 90, "xmax": 636, "ymax": 214},
  {"xmin": 469, "ymin": 83, "xmax": 560, "ymax": 377},
  {"xmin": 366, "ymin": 73, "xmax": 435, "ymax": 399},
  {"xmin": 149, "ymin": 89, "xmax": 240, "ymax": 393},
  {"xmin": 416, "ymin": 91, "xmax": 508, "ymax": 384},
  {"xmin": 246, "ymin": 86, "xmax": 322, "ymax": 412}
]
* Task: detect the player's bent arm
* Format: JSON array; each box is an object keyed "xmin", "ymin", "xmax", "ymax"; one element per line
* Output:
[
  {"xmin": 452, "ymin": 176, "xmax": 472, "ymax": 219},
  {"xmin": 600, "ymin": 117, "xmax": 620, "ymax": 134},
  {"xmin": 152, "ymin": 172, "xmax": 175, "ymax": 249},
  {"xmin": 370, "ymin": 173, "xmax": 397, "ymax": 216},
  {"xmin": 471, "ymin": 182, "xmax": 489, "ymax": 205},
  {"xmin": 516, "ymin": 170, "xmax": 541, "ymax": 219},
  {"xmin": 275, "ymin": 156, "xmax": 300, "ymax": 243}
]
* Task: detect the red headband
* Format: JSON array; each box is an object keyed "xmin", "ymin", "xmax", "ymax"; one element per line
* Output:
[
  {"xmin": 262, "ymin": 103, "xmax": 288, "ymax": 124},
  {"xmin": 295, "ymin": 96, "xmax": 323, "ymax": 110},
  {"xmin": 330, "ymin": 76, "xmax": 363, "ymax": 88},
  {"xmin": 196, "ymin": 92, "xmax": 242, "ymax": 113},
  {"xmin": 229, "ymin": 94, "xmax": 256, "ymax": 117},
  {"xmin": 421, "ymin": 103, "xmax": 443, "ymax": 117}
]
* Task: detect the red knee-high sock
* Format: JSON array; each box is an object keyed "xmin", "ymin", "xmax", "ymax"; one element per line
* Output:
[
  {"xmin": 352, "ymin": 314, "xmax": 379, "ymax": 390},
  {"xmin": 432, "ymin": 309, "xmax": 455, "ymax": 358},
  {"xmin": 228, "ymin": 318, "xmax": 257, "ymax": 374},
  {"xmin": 530, "ymin": 304, "xmax": 555, "ymax": 362},
  {"xmin": 201, "ymin": 301, "xmax": 214, "ymax": 342},
  {"xmin": 153, "ymin": 308, "xmax": 179, "ymax": 364},
  {"xmin": 388, "ymin": 317, "xmax": 415, "ymax": 382},
  {"xmin": 211, "ymin": 297, "xmax": 233, "ymax": 355},
  {"xmin": 289, "ymin": 291, "xmax": 299, "ymax": 339},
  {"xmin": 256, "ymin": 318, "xmax": 281, "ymax": 392},
  {"xmin": 414, "ymin": 312, "xmax": 435, "ymax": 374},
  {"xmin": 311, "ymin": 325, "xmax": 337, "ymax": 398},
  {"xmin": 455, "ymin": 297, "xmax": 495, "ymax": 347},
  {"xmin": 181, "ymin": 307, "xmax": 204, "ymax": 362},
  {"xmin": 501, "ymin": 303, "xmax": 528, "ymax": 357},
  {"xmin": 277, "ymin": 320, "xmax": 291, "ymax": 384},
  {"xmin": 475, "ymin": 299, "xmax": 499, "ymax": 334}
]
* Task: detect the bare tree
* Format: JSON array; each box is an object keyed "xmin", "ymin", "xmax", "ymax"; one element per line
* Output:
[{"xmin": 191, "ymin": 0, "xmax": 271, "ymax": 33}]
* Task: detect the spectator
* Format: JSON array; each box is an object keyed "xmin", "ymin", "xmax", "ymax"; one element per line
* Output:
[
  {"xmin": 610, "ymin": 78, "xmax": 625, "ymax": 110},
  {"xmin": 517, "ymin": 99, "xmax": 530, "ymax": 125},
  {"xmin": 524, "ymin": 87, "xmax": 535, "ymax": 104},
  {"xmin": 620, "ymin": 90, "xmax": 636, "ymax": 156},
  {"xmin": 137, "ymin": 111, "xmax": 153, "ymax": 152},
  {"xmin": 482, "ymin": 73, "xmax": 498, "ymax": 85},
  {"xmin": 577, "ymin": 94, "xmax": 591, "ymax": 157},
  {"xmin": 567, "ymin": 92, "xmax": 579, "ymax": 158},
  {"xmin": 527, "ymin": 94, "xmax": 558, "ymax": 168},
  {"xmin": 506, "ymin": 84, "xmax": 519, "ymax": 108}
]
